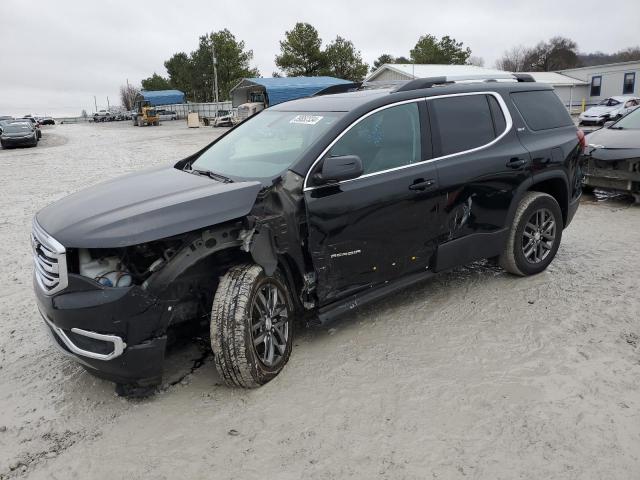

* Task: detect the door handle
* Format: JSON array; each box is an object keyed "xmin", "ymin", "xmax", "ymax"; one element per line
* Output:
[
  {"xmin": 409, "ymin": 179, "xmax": 436, "ymax": 191},
  {"xmin": 506, "ymin": 157, "xmax": 527, "ymax": 168}
]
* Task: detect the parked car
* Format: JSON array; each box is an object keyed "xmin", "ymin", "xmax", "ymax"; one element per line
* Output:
[
  {"xmin": 93, "ymin": 110, "xmax": 114, "ymax": 122},
  {"xmin": 0, "ymin": 121, "xmax": 38, "ymax": 148},
  {"xmin": 40, "ymin": 117, "xmax": 55, "ymax": 125},
  {"xmin": 33, "ymin": 76, "xmax": 583, "ymax": 395},
  {"xmin": 157, "ymin": 109, "xmax": 177, "ymax": 121},
  {"xmin": 13, "ymin": 117, "xmax": 41, "ymax": 139},
  {"xmin": 579, "ymin": 96, "xmax": 640, "ymax": 126},
  {"xmin": 582, "ymin": 106, "xmax": 640, "ymax": 201}
]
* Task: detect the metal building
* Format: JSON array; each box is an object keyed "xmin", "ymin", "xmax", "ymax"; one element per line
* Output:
[{"xmin": 559, "ymin": 61, "xmax": 640, "ymax": 106}]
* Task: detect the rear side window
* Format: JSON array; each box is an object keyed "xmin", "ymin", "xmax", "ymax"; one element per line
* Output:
[
  {"xmin": 429, "ymin": 94, "xmax": 499, "ymax": 156},
  {"xmin": 511, "ymin": 90, "xmax": 573, "ymax": 131}
]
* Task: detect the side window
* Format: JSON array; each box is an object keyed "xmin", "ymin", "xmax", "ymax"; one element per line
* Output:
[
  {"xmin": 591, "ymin": 76, "xmax": 602, "ymax": 97},
  {"xmin": 511, "ymin": 90, "xmax": 574, "ymax": 131},
  {"xmin": 429, "ymin": 94, "xmax": 496, "ymax": 156},
  {"xmin": 623, "ymin": 73, "xmax": 635, "ymax": 95},
  {"xmin": 328, "ymin": 102, "xmax": 421, "ymax": 175},
  {"xmin": 487, "ymin": 95, "xmax": 507, "ymax": 136}
]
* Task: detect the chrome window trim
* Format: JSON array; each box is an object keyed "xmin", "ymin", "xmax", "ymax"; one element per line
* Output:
[{"xmin": 302, "ymin": 91, "xmax": 513, "ymax": 192}]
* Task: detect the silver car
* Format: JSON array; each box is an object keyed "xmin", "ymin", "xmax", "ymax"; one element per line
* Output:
[{"xmin": 579, "ymin": 96, "xmax": 640, "ymax": 125}]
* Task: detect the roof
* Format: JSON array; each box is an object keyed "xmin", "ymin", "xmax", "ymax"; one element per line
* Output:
[
  {"xmin": 232, "ymin": 77, "xmax": 351, "ymax": 106},
  {"xmin": 517, "ymin": 72, "xmax": 587, "ymax": 86},
  {"xmin": 560, "ymin": 60, "xmax": 640, "ymax": 73},
  {"xmin": 366, "ymin": 63, "xmax": 510, "ymax": 82},
  {"xmin": 138, "ymin": 90, "xmax": 185, "ymax": 106}
]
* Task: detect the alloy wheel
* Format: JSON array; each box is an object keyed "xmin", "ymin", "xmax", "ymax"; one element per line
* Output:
[
  {"xmin": 250, "ymin": 282, "xmax": 289, "ymax": 367},
  {"xmin": 522, "ymin": 208, "xmax": 556, "ymax": 264}
]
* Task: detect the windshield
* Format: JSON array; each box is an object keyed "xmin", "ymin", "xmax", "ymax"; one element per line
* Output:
[
  {"xmin": 598, "ymin": 98, "xmax": 620, "ymax": 106},
  {"xmin": 191, "ymin": 110, "xmax": 344, "ymax": 180},
  {"xmin": 610, "ymin": 107, "xmax": 640, "ymax": 129}
]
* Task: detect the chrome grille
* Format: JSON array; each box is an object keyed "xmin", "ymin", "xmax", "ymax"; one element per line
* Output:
[{"xmin": 32, "ymin": 220, "xmax": 68, "ymax": 295}]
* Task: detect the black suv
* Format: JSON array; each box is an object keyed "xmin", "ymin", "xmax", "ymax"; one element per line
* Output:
[{"xmin": 33, "ymin": 75, "xmax": 583, "ymax": 393}]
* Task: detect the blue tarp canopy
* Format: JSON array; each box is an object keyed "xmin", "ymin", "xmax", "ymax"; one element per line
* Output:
[
  {"xmin": 231, "ymin": 77, "xmax": 351, "ymax": 107},
  {"xmin": 138, "ymin": 90, "xmax": 185, "ymax": 106}
]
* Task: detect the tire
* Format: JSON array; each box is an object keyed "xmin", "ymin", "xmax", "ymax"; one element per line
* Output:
[
  {"xmin": 211, "ymin": 264, "xmax": 294, "ymax": 388},
  {"xmin": 499, "ymin": 192, "xmax": 563, "ymax": 276}
]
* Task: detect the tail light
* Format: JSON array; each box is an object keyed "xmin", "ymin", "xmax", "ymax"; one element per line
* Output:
[{"xmin": 577, "ymin": 129, "xmax": 586, "ymax": 153}]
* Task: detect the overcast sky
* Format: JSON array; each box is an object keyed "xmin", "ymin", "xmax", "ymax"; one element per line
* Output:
[{"xmin": 1, "ymin": 0, "xmax": 638, "ymax": 117}]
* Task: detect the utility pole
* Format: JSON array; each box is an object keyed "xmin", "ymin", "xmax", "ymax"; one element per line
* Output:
[
  {"xmin": 107, "ymin": 96, "xmax": 110, "ymax": 110},
  {"xmin": 211, "ymin": 41, "xmax": 219, "ymax": 119},
  {"xmin": 94, "ymin": 96, "xmax": 97, "ymax": 113}
]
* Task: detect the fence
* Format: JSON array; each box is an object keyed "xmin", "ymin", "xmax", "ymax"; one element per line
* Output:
[{"xmin": 160, "ymin": 102, "xmax": 234, "ymax": 119}]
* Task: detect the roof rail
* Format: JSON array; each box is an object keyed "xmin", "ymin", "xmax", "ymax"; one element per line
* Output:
[
  {"xmin": 392, "ymin": 73, "xmax": 521, "ymax": 93},
  {"xmin": 513, "ymin": 73, "xmax": 535, "ymax": 82},
  {"xmin": 313, "ymin": 82, "xmax": 362, "ymax": 96}
]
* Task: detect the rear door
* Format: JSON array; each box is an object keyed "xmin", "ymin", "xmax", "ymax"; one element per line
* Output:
[
  {"xmin": 304, "ymin": 101, "xmax": 441, "ymax": 305},
  {"xmin": 427, "ymin": 92, "xmax": 532, "ymax": 270}
]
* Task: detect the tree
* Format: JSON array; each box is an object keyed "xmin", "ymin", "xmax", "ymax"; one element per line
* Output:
[
  {"xmin": 165, "ymin": 52, "xmax": 193, "ymax": 99},
  {"xmin": 323, "ymin": 36, "xmax": 368, "ymax": 81},
  {"xmin": 395, "ymin": 56, "xmax": 411, "ymax": 64},
  {"xmin": 495, "ymin": 45, "xmax": 529, "ymax": 71},
  {"xmin": 162, "ymin": 29, "xmax": 258, "ymax": 102},
  {"xmin": 275, "ymin": 23, "xmax": 326, "ymax": 76},
  {"xmin": 522, "ymin": 36, "xmax": 580, "ymax": 71},
  {"xmin": 119, "ymin": 83, "xmax": 139, "ymax": 110},
  {"xmin": 80, "ymin": 109, "xmax": 88, "ymax": 118},
  {"xmin": 410, "ymin": 34, "xmax": 471, "ymax": 64},
  {"xmin": 467, "ymin": 55, "xmax": 485, "ymax": 67},
  {"xmin": 372, "ymin": 53, "xmax": 396, "ymax": 71},
  {"xmin": 141, "ymin": 73, "xmax": 172, "ymax": 91},
  {"xmin": 578, "ymin": 46, "xmax": 640, "ymax": 66}
]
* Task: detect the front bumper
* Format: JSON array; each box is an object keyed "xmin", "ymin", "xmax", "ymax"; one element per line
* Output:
[
  {"xmin": 35, "ymin": 273, "xmax": 170, "ymax": 386},
  {"xmin": 1, "ymin": 136, "xmax": 36, "ymax": 146}
]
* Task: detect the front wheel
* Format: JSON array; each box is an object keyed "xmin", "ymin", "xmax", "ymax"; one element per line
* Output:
[
  {"xmin": 211, "ymin": 264, "xmax": 294, "ymax": 388},
  {"xmin": 499, "ymin": 192, "xmax": 563, "ymax": 276}
]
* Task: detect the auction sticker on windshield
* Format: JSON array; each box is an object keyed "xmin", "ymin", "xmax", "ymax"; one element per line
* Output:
[{"xmin": 290, "ymin": 115, "xmax": 324, "ymax": 125}]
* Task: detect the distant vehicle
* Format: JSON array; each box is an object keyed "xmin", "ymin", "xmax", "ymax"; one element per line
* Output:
[
  {"xmin": 156, "ymin": 110, "xmax": 177, "ymax": 121},
  {"xmin": 579, "ymin": 96, "xmax": 640, "ymax": 126},
  {"xmin": 131, "ymin": 101, "xmax": 159, "ymax": 127},
  {"xmin": 582, "ymin": 107, "xmax": 640, "ymax": 201},
  {"xmin": 0, "ymin": 116, "xmax": 13, "ymax": 121},
  {"xmin": 40, "ymin": 117, "xmax": 55, "ymax": 125},
  {"xmin": 93, "ymin": 110, "xmax": 114, "ymax": 122},
  {"xmin": 0, "ymin": 122, "xmax": 38, "ymax": 148},
  {"xmin": 13, "ymin": 117, "xmax": 41, "ymax": 139}
]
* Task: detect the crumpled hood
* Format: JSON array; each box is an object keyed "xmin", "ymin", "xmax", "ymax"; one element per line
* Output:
[
  {"xmin": 582, "ymin": 106, "xmax": 617, "ymax": 117},
  {"xmin": 587, "ymin": 127, "xmax": 640, "ymax": 150},
  {"xmin": 36, "ymin": 166, "xmax": 262, "ymax": 248}
]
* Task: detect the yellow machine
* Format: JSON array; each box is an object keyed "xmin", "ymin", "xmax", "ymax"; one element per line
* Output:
[{"xmin": 132, "ymin": 101, "xmax": 159, "ymax": 127}]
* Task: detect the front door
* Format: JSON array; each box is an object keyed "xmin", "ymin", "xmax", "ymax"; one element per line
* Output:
[{"xmin": 304, "ymin": 101, "xmax": 441, "ymax": 305}]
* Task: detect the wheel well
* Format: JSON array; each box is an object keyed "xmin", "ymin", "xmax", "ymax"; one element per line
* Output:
[{"xmin": 528, "ymin": 178, "xmax": 568, "ymax": 226}]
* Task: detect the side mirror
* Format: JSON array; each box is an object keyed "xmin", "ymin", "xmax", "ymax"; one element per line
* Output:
[
  {"xmin": 604, "ymin": 120, "xmax": 615, "ymax": 128},
  {"xmin": 314, "ymin": 155, "xmax": 364, "ymax": 184}
]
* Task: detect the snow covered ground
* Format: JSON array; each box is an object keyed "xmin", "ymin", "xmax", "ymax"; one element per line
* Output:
[{"xmin": 0, "ymin": 121, "xmax": 639, "ymax": 479}]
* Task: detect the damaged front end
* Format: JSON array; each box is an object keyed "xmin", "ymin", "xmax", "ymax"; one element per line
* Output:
[
  {"xmin": 33, "ymin": 167, "xmax": 314, "ymax": 390},
  {"xmin": 583, "ymin": 148, "xmax": 640, "ymax": 196},
  {"xmin": 35, "ymin": 221, "xmax": 252, "ymax": 388}
]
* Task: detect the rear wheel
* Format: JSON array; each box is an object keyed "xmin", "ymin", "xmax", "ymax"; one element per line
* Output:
[
  {"xmin": 499, "ymin": 192, "xmax": 563, "ymax": 276},
  {"xmin": 211, "ymin": 264, "xmax": 293, "ymax": 388}
]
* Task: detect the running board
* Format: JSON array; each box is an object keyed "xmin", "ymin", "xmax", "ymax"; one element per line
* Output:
[{"xmin": 312, "ymin": 269, "xmax": 435, "ymax": 326}]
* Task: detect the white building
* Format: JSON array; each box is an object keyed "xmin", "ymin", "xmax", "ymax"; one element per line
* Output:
[
  {"xmin": 366, "ymin": 62, "xmax": 640, "ymax": 112},
  {"xmin": 366, "ymin": 64, "xmax": 510, "ymax": 83},
  {"xmin": 516, "ymin": 72, "xmax": 588, "ymax": 112},
  {"xmin": 559, "ymin": 61, "xmax": 640, "ymax": 106}
]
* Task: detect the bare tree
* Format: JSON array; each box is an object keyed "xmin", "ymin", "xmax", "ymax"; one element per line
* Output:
[
  {"xmin": 119, "ymin": 84, "xmax": 140, "ymax": 110},
  {"xmin": 495, "ymin": 46, "xmax": 528, "ymax": 71},
  {"xmin": 467, "ymin": 55, "xmax": 485, "ymax": 67}
]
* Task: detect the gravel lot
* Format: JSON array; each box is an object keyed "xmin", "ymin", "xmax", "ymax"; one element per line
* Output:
[{"xmin": 0, "ymin": 121, "xmax": 639, "ymax": 480}]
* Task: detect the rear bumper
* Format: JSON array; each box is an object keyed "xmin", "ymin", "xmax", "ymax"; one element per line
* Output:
[
  {"xmin": 35, "ymin": 273, "xmax": 170, "ymax": 386},
  {"xmin": 1, "ymin": 137, "xmax": 35, "ymax": 146}
]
